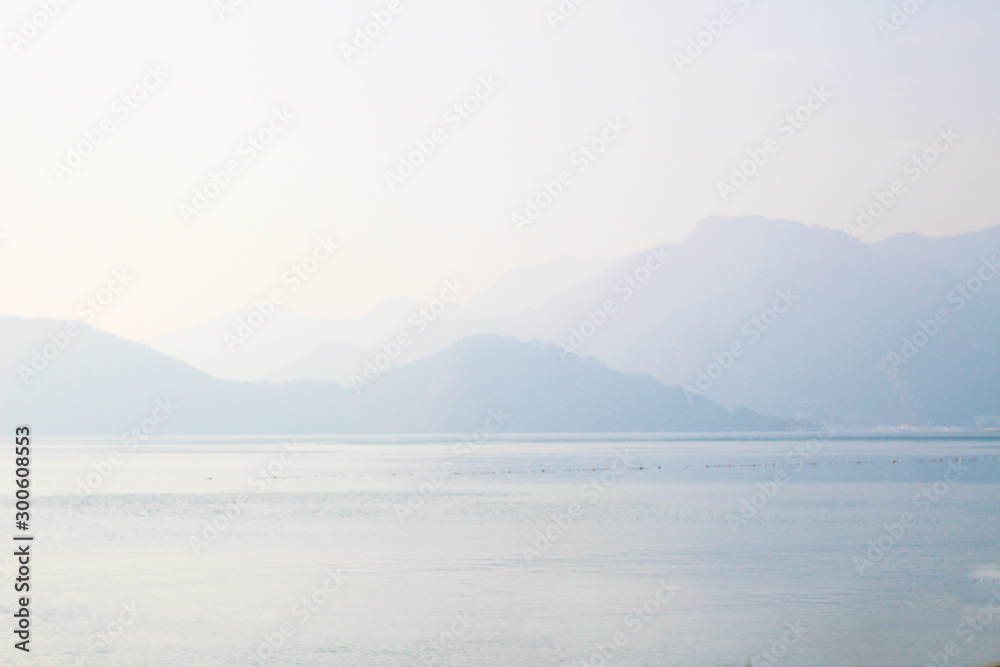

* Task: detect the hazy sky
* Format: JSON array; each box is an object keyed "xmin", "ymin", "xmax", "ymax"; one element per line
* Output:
[{"xmin": 1, "ymin": 0, "xmax": 998, "ymax": 339}]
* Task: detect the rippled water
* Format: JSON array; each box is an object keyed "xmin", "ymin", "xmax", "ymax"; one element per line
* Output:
[{"xmin": 1, "ymin": 436, "xmax": 999, "ymax": 666}]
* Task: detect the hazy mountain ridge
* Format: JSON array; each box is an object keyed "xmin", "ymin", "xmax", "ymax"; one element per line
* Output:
[
  {"xmin": 297, "ymin": 217, "xmax": 1000, "ymax": 427},
  {"xmin": 0, "ymin": 316, "xmax": 792, "ymax": 434},
  {"xmin": 24, "ymin": 217, "xmax": 1000, "ymax": 428}
]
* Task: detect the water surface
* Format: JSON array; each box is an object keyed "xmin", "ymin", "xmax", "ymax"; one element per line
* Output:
[{"xmin": 2, "ymin": 436, "xmax": 999, "ymax": 666}]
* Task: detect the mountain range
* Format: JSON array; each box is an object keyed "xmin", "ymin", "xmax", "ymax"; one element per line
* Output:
[
  {"xmin": 139, "ymin": 217, "xmax": 1000, "ymax": 428},
  {"xmin": 0, "ymin": 317, "xmax": 793, "ymax": 435}
]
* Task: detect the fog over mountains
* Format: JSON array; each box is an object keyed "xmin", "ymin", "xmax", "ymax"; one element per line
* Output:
[
  {"xmin": 143, "ymin": 254, "xmax": 618, "ymax": 383},
  {"xmin": 0, "ymin": 319, "xmax": 792, "ymax": 435},
  {"xmin": 140, "ymin": 217, "xmax": 1000, "ymax": 429},
  {"xmin": 5, "ymin": 217, "xmax": 998, "ymax": 433}
]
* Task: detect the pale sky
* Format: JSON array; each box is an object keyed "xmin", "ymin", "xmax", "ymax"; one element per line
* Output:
[{"xmin": 1, "ymin": 0, "xmax": 998, "ymax": 340}]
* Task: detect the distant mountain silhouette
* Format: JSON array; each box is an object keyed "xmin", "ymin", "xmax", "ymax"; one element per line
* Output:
[
  {"xmin": 144, "ymin": 255, "xmax": 615, "ymax": 382},
  {"xmin": 22, "ymin": 217, "xmax": 1000, "ymax": 428},
  {"xmin": 264, "ymin": 218, "xmax": 1000, "ymax": 427},
  {"xmin": 518, "ymin": 217, "xmax": 1000, "ymax": 426},
  {"xmin": 0, "ymin": 317, "xmax": 793, "ymax": 434}
]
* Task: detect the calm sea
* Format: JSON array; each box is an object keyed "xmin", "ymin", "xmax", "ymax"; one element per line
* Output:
[{"xmin": 1, "ymin": 435, "xmax": 998, "ymax": 667}]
